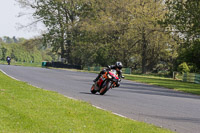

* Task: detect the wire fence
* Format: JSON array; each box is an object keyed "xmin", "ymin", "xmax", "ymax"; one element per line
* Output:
[
  {"xmin": 174, "ymin": 72, "xmax": 200, "ymax": 84},
  {"xmin": 86, "ymin": 67, "xmax": 200, "ymax": 84},
  {"xmin": 86, "ymin": 66, "xmax": 132, "ymax": 74}
]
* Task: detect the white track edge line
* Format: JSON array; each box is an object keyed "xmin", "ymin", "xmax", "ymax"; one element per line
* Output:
[{"xmin": 0, "ymin": 69, "xmax": 19, "ymax": 81}]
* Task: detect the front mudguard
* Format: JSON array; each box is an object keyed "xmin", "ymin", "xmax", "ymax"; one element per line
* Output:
[{"xmin": 91, "ymin": 84, "xmax": 97, "ymax": 94}]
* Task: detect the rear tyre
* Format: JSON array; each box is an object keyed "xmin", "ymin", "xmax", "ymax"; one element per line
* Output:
[{"xmin": 91, "ymin": 84, "xmax": 97, "ymax": 94}]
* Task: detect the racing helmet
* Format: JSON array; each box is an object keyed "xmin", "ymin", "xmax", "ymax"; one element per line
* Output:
[{"xmin": 115, "ymin": 61, "xmax": 123, "ymax": 70}]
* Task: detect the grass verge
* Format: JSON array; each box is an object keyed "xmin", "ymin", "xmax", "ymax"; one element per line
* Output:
[
  {"xmin": 125, "ymin": 74, "xmax": 200, "ymax": 95},
  {"xmin": 0, "ymin": 71, "xmax": 173, "ymax": 133}
]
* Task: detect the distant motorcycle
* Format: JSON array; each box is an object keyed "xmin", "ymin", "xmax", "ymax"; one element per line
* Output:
[
  {"xmin": 90, "ymin": 69, "xmax": 121, "ymax": 95},
  {"xmin": 6, "ymin": 56, "xmax": 11, "ymax": 65}
]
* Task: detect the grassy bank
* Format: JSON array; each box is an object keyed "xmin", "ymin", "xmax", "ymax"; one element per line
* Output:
[
  {"xmin": 0, "ymin": 71, "xmax": 172, "ymax": 133},
  {"xmin": 125, "ymin": 74, "xmax": 200, "ymax": 95}
]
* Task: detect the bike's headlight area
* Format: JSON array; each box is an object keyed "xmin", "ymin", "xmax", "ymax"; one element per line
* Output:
[{"xmin": 107, "ymin": 74, "xmax": 112, "ymax": 79}]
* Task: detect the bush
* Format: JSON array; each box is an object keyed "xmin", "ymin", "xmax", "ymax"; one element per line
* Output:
[{"xmin": 178, "ymin": 62, "xmax": 190, "ymax": 73}]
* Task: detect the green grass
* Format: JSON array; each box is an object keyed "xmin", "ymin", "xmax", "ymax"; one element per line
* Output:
[
  {"xmin": 0, "ymin": 71, "xmax": 173, "ymax": 133},
  {"xmin": 125, "ymin": 74, "xmax": 200, "ymax": 95},
  {"xmin": 0, "ymin": 61, "xmax": 41, "ymax": 67}
]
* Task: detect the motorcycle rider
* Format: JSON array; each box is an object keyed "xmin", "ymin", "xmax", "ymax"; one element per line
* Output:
[
  {"xmin": 93, "ymin": 61, "xmax": 124, "ymax": 87},
  {"xmin": 6, "ymin": 56, "xmax": 11, "ymax": 65}
]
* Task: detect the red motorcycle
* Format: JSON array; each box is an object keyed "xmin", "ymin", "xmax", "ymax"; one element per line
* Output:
[{"xmin": 90, "ymin": 69, "xmax": 120, "ymax": 95}]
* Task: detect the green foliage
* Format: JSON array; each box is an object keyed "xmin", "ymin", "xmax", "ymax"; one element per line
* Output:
[
  {"xmin": 164, "ymin": 0, "xmax": 200, "ymax": 39},
  {"xmin": 19, "ymin": 0, "xmax": 199, "ymax": 73},
  {"xmin": 0, "ymin": 36, "xmax": 26, "ymax": 44},
  {"xmin": 177, "ymin": 62, "xmax": 190, "ymax": 73},
  {"xmin": 17, "ymin": 0, "xmax": 175, "ymax": 71},
  {"xmin": 162, "ymin": 0, "xmax": 200, "ymax": 72},
  {"xmin": 28, "ymin": 0, "xmax": 86, "ymax": 64},
  {"xmin": 177, "ymin": 40, "xmax": 200, "ymax": 72},
  {"xmin": 0, "ymin": 38, "xmax": 53, "ymax": 63},
  {"xmin": 0, "ymin": 47, "xmax": 7, "ymax": 60},
  {"xmin": 0, "ymin": 43, "xmax": 40, "ymax": 62},
  {"xmin": 80, "ymin": 0, "xmax": 174, "ymax": 72}
]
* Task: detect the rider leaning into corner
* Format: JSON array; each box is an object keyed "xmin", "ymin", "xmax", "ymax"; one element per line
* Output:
[{"xmin": 93, "ymin": 61, "xmax": 124, "ymax": 87}]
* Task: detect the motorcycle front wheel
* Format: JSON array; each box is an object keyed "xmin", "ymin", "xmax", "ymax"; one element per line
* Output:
[
  {"xmin": 99, "ymin": 81, "xmax": 111, "ymax": 95},
  {"xmin": 90, "ymin": 84, "xmax": 97, "ymax": 94}
]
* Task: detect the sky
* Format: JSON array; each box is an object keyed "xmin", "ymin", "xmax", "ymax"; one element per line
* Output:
[{"xmin": 0, "ymin": 0, "xmax": 44, "ymax": 39}]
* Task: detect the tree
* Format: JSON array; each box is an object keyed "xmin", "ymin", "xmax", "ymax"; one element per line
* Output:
[
  {"xmin": 0, "ymin": 47, "xmax": 7, "ymax": 60},
  {"xmin": 162, "ymin": 0, "xmax": 200, "ymax": 72},
  {"xmin": 17, "ymin": 0, "xmax": 92, "ymax": 65},
  {"xmin": 0, "ymin": 37, "xmax": 52, "ymax": 63},
  {"xmin": 13, "ymin": 36, "xmax": 18, "ymax": 43},
  {"xmin": 126, "ymin": 0, "xmax": 175, "ymax": 73},
  {"xmin": 0, "ymin": 37, "xmax": 3, "ymax": 43},
  {"xmin": 17, "ymin": 0, "xmax": 175, "ymax": 72},
  {"xmin": 3, "ymin": 36, "xmax": 14, "ymax": 44},
  {"xmin": 82, "ymin": 0, "xmax": 174, "ymax": 73}
]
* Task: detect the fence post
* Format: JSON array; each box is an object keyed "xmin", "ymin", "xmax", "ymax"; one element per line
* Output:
[
  {"xmin": 173, "ymin": 71, "xmax": 177, "ymax": 79},
  {"xmin": 182, "ymin": 73, "xmax": 187, "ymax": 82},
  {"xmin": 195, "ymin": 73, "xmax": 200, "ymax": 84},
  {"xmin": 88, "ymin": 66, "xmax": 90, "ymax": 71},
  {"xmin": 182, "ymin": 73, "xmax": 200, "ymax": 84},
  {"xmin": 94, "ymin": 66, "xmax": 100, "ymax": 71},
  {"xmin": 124, "ymin": 68, "xmax": 131, "ymax": 74},
  {"xmin": 173, "ymin": 71, "xmax": 181, "ymax": 80},
  {"xmin": 190, "ymin": 73, "xmax": 195, "ymax": 83},
  {"xmin": 42, "ymin": 61, "xmax": 46, "ymax": 67}
]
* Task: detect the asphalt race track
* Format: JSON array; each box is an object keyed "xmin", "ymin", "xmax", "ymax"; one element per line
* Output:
[{"xmin": 1, "ymin": 65, "xmax": 200, "ymax": 133}]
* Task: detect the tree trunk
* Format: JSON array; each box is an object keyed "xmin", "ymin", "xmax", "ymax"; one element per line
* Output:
[
  {"xmin": 60, "ymin": 32, "xmax": 65, "ymax": 60},
  {"xmin": 141, "ymin": 29, "xmax": 147, "ymax": 74}
]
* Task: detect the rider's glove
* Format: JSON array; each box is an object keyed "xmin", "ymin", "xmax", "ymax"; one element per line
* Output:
[
  {"xmin": 116, "ymin": 81, "xmax": 120, "ymax": 87},
  {"xmin": 107, "ymin": 65, "xmax": 111, "ymax": 70}
]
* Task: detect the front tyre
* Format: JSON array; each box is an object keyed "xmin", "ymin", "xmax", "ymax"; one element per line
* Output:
[
  {"xmin": 91, "ymin": 84, "xmax": 97, "ymax": 94},
  {"xmin": 99, "ymin": 81, "xmax": 111, "ymax": 95}
]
